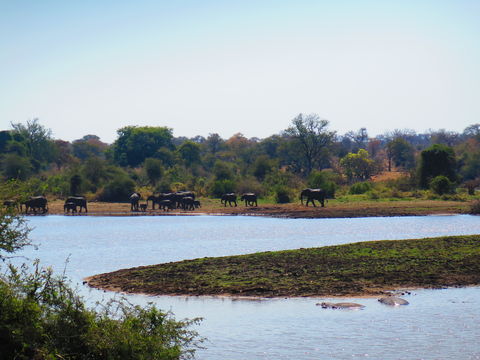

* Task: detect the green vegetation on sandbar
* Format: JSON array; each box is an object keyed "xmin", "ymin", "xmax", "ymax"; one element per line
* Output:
[{"xmin": 89, "ymin": 235, "xmax": 480, "ymax": 297}]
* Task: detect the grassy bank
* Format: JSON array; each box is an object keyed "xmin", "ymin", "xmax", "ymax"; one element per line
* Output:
[{"xmin": 87, "ymin": 235, "xmax": 480, "ymax": 297}]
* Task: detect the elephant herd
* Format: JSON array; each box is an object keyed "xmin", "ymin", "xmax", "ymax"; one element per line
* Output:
[
  {"xmin": 2, "ymin": 188, "xmax": 327, "ymax": 215},
  {"xmin": 130, "ymin": 191, "xmax": 200, "ymax": 212}
]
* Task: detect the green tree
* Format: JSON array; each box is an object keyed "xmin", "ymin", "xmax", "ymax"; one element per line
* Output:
[
  {"xmin": 418, "ymin": 144, "xmax": 457, "ymax": 188},
  {"xmin": 10, "ymin": 118, "xmax": 55, "ymax": 167},
  {"xmin": 70, "ymin": 174, "xmax": 83, "ymax": 195},
  {"xmin": 307, "ymin": 169, "xmax": 337, "ymax": 198},
  {"xmin": 430, "ymin": 175, "xmax": 454, "ymax": 195},
  {"xmin": 144, "ymin": 158, "xmax": 164, "ymax": 185},
  {"xmin": 340, "ymin": 149, "xmax": 375, "ymax": 182},
  {"xmin": 178, "ymin": 141, "xmax": 201, "ymax": 167},
  {"xmin": 2, "ymin": 154, "xmax": 32, "ymax": 180},
  {"xmin": 386, "ymin": 137, "xmax": 415, "ymax": 171},
  {"xmin": 252, "ymin": 155, "xmax": 274, "ymax": 181},
  {"xmin": 84, "ymin": 157, "xmax": 107, "ymax": 184},
  {"xmin": 112, "ymin": 126, "xmax": 174, "ymax": 167},
  {"xmin": 99, "ymin": 175, "xmax": 136, "ymax": 201},
  {"xmin": 284, "ymin": 113, "xmax": 336, "ymax": 175}
]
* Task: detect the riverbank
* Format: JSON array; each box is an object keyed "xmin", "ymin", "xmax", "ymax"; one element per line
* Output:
[
  {"xmin": 45, "ymin": 198, "xmax": 470, "ymax": 218},
  {"xmin": 87, "ymin": 235, "xmax": 480, "ymax": 298}
]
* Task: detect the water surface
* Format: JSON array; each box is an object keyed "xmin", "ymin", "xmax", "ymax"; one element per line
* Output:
[{"xmin": 13, "ymin": 215, "xmax": 480, "ymax": 359}]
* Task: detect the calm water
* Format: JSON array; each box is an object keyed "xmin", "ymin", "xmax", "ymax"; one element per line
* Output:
[{"xmin": 13, "ymin": 215, "xmax": 480, "ymax": 359}]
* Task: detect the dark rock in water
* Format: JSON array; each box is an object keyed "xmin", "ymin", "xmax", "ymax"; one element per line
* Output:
[
  {"xmin": 317, "ymin": 302, "xmax": 365, "ymax": 309},
  {"xmin": 378, "ymin": 296, "xmax": 409, "ymax": 306}
]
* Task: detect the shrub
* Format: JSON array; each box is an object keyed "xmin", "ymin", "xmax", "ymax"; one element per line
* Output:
[
  {"xmin": 307, "ymin": 170, "xmax": 337, "ymax": 198},
  {"xmin": 209, "ymin": 179, "xmax": 236, "ymax": 197},
  {"xmin": 274, "ymin": 185, "xmax": 291, "ymax": 203},
  {"xmin": 235, "ymin": 177, "xmax": 265, "ymax": 197},
  {"xmin": 98, "ymin": 175, "xmax": 135, "ymax": 201},
  {"xmin": 349, "ymin": 182, "xmax": 372, "ymax": 195},
  {"xmin": 0, "ymin": 264, "xmax": 202, "ymax": 359},
  {"xmin": 429, "ymin": 175, "xmax": 454, "ymax": 195}
]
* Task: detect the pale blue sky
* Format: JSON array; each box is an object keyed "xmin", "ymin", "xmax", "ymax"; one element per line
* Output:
[{"xmin": 1, "ymin": 0, "xmax": 479, "ymax": 143}]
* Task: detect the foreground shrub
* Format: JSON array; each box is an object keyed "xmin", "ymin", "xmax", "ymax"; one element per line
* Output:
[{"xmin": 0, "ymin": 263, "xmax": 202, "ymax": 360}]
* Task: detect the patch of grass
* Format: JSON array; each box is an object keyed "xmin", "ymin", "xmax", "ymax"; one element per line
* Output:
[{"xmin": 89, "ymin": 235, "xmax": 480, "ymax": 297}]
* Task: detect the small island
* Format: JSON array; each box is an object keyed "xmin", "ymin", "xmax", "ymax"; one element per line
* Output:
[{"xmin": 87, "ymin": 234, "xmax": 480, "ymax": 297}]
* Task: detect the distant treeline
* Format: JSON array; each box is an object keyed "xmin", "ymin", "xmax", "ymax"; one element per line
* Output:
[{"xmin": 1, "ymin": 115, "xmax": 480, "ymax": 202}]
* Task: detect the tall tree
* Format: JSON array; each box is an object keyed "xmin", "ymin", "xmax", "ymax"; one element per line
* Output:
[
  {"xmin": 10, "ymin": 118, "xmax": 55, "ymax": 166},
  {"xmin": 284, "ymin": 113, "xmax": 336, "ymax": 175},
  {"xmin": 340, "ymin": 149, "xmax": 375, "ymax": 182},
  {"xmin": 178, "ymin": 141, "xmax": 201, "ymax": 167},
  {"xmin": 112, "ymin": 126, "xmax": 174, "ymax": 167},
  {"xmin": 386, "ymin": 138, "xmax": 415, "ymax": 171},
  {"xmin": 418, "ymin": 144, "xmax": 457, "ymax": 188}
]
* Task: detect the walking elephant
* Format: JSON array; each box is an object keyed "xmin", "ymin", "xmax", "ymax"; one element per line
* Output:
[
  {"xmin": 300, "ymin": 188, "xmax": 326, "ymax": 207},
  {"xmin": 240, "ymin": 193, "xmax": 257, "ymax": 207},
  {"xmin": 221, "ymin": 193, "xmax": 237, "ymax": 207}
]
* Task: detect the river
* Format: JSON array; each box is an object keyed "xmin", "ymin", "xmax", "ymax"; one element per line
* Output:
[{"xmin": 12, "ymin": 215, "xmax": 480, "ymax": 359}]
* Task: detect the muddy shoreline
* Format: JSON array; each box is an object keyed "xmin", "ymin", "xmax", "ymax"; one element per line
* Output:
[{"xmin": 37, "ymin": 199, "xmax": 470, "ymax": 219}]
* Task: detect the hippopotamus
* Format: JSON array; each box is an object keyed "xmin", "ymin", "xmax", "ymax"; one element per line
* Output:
[
  {"xmin": 316, "ymin": 302, "xmax": 365, "ymax": 309},
  {"xmin": 378, "ymin": 296, "xmax": 409, "ymax": 306}
]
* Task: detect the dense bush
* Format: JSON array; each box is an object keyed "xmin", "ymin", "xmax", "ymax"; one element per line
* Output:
[
  {"xmin": 209, "ymin": 179, "xmax": 236, "ymax": 197},
  {"xmin": 349, "ymin": 182, "xmax": 372, "ymax": 194},
  {"xmin": 273, "ymin": 185, "xmax": 291, "ymax": 203},
  {"xmin": 98, "ymin": 175, "xmax": 136, "ymax": 201},
  {"xmin": 429, "ymin": 175, "xmax": 454, "ymax": 195},
  {"xmin": 0, "ymin": 264, "xmax": 201, "ymax": 360}
]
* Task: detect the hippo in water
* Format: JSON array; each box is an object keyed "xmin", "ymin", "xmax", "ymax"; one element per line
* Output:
[
  {"xmin": 378, "ymin": 296, "xmax": 409, "ymax": 306},
  {"xmin": 317, "ymin": 302, "xmax": 365, "ymax": 309}
]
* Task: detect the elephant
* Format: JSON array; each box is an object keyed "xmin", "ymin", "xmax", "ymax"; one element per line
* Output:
[
  {"xmin": 240, "ymin": 193, "xmax": 258, "ymax": 207},
  {"xmin": 300, "ymin": 188, "xmax": 326, "ymax": 207},
  {"xmin": 64, "ymin": 202, "xmax": 77, "ymax": 214},
  {"xmin": 129, "ymin": 192, "xmax": 141, "ymax": 211},
  {"xmin": 174, "ymin": 191, "xmax": 195, "ymax": 208},
  {"xmin": 221, "ymin": 193, "xmax": 237, "ymax": 207},
  {"xmin": 139, "ymin": 203, "xmax": 147, "ymax": 212},
  {"xmin": 193, "ymin": 200, "xmax": 201, "ymax": 209},
  {"xmin": 378, "ymin": 296, "xmax": 409, "ymax": 306},
  {"xmin": 147, "ymin": 193, "xmax": 178, "ymax": 210},
  {"xmin": 180, "ymin": 196, "xmax": 195, "ymax": 210},
  {"xmin": 65, "ymin": 196, "xmax": 88, "ymax": 213},
  {"xmin": 158, "ymin": 200, "xmax": 174, "ymax": 211},
  {"xmin": 23, "ymin": 196, "xmax": 48, "ymax": 214},
  {"xmin": 3, "ymin": 200, "xmax": 20, "ymax": 211}
]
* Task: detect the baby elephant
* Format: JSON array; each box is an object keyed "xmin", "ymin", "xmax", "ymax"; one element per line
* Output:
[{"xmin": 139, "ymin": 204, "xmax": 147, "ymax": 212}]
